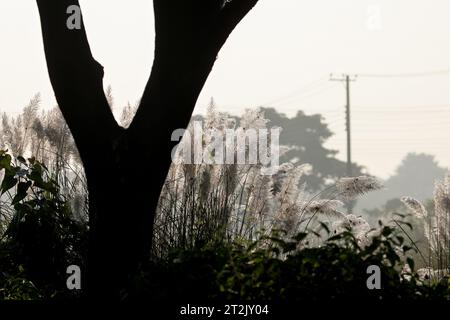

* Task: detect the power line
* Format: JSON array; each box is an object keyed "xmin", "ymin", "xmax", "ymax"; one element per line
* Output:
[
  {"xmin": 260, "ymin": 76, "xmax": 328, "ymax": 106},
  {"xmin": 323, "ymin": 69, "xmax": 450, "ymax": 179},
  {"xmin": 353, "ymin": 120, "xmax": 450, "ymax": 125},
  {"xmin": 353, "ymin": 104, "xmax": 450, "ymax": 111},
  {"xmin": 358, "ymin": 69, "xmax": 450, "ymax": 78},
  {"xmin": 332, "ymin": 140, "xmax": 450, "ymax": 145},
  {"xmin": 338, "ymin": 139, "xmax": 450, "ymax": 143},
  {"xmin": 273, "ymin": 83, "xmax": 339, "ymax": 108},
  {"xmin": 259, "ymin": 70, "xmax": 450, "ymax": 177}
]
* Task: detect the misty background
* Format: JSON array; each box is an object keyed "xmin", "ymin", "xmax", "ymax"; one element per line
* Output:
[{"xmin": 1, "ymin": 0, "xmax": 450, "ymax": 212}]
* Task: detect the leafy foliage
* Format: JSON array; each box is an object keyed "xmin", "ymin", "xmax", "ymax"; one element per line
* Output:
[
  {"xmin": 0, "ymin": 150, "xmax": 87, "ymax": 299},
  {"xmin": 130, "ymin": 226, "xmax": 450, "ymax": 302},
  {"xmin": 0, "ymin": 146, "xmax": 449, "ymax": 301}
]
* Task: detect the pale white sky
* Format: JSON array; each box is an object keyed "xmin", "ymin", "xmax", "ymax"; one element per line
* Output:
[{"xmin": 1, "ymin": 0, "xmax": 450, "ymax": 179}]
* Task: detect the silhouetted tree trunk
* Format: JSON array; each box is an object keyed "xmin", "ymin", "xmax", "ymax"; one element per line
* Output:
[{"xmin": 36, "ymin": 0, "xmax": 259, "ymax": 299}]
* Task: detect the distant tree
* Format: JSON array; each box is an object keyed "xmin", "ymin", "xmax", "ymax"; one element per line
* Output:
[
  {"xmin": 358, "ymin": 153, "xmax": 448, "ymax": 211},
  {"xmin": 35, "ymin": 0, "xmax": 260, "ymax": 298},
  {"xmin": 262, "ymin": 108, "xmax": 366, "ymax": 190}
]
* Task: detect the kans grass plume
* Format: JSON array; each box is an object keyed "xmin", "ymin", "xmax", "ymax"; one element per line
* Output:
[
  {"xmin": 401, "ymin": 173, "xmax": 450, "ymax": 278},
  {"xmin": 336, "ymin": 176, "xmax": 383, "ymax": 200}
]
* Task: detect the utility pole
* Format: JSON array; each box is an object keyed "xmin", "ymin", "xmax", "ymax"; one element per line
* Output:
[
  {"xmin": 345, "ymin": 75, "xmax": 352, "ymax": 178},
  {"xmin": 330, "ymin": 74, "xmax": 357, "ymax": 212}
]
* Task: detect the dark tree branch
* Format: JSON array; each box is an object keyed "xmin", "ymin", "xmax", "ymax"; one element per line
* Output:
[
  {"xmin": 219, "ymin": 0, "xmax": 259, "ymax": 47},
  {"xmin": 36, "ymin": 0, "xmax": 121, "ymax": 158},
  {"xmin": 128, "ymin": 0, "xmax": 259, "ymax": 157}
]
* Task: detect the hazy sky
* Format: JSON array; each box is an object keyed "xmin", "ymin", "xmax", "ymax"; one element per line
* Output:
[{"xmin": 1, "ymin": 0, "xmax": 450, "ymax": 179}]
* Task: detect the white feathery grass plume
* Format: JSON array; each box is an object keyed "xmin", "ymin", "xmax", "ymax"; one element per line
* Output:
[
  {"xmin": 401, "ymin": 196, "xmax": 428, "ymax": 219},
  {"xmin": 445, "ymin": 173, "xmax": 450, "ymax": 188},
  {"xmin": 427, "ymin": 217, "xmax": 439, "ymax": 251},
  {"xmin": 417, "ymin": 268, "xmax": 449, "ymax": 282},
  {"xmin": 248, "ymin": 170, "xmax": 273, "ymax": 222},
  {"xmin": 434, "ymin": 177, "xmax": 450, "ymax": 247},
  {"xmin": 225, "ymin": 117, "xmax": 237, "ymax": 130},
  {"xmin": 333, "ymin": 214, "xmax": 371, "ymax": 237},
  {"xmin": 275, "ymin": 203, "xmax": 301, "ymax": 236},
  {"xmin": 434, "ymin": 180, "xmax": 450, "ymax": 219},
  {"xmin": 425, "ymin": 225, "xmax": 438, "ymax": 253},
  {"xmin": 240, "ymin": 108, "xmax": 268, "ymax": 130},
  {"xmin": 336, "ymin": 176, "xmax": 383, "ymax": 200},
  {"xmin": 222, "ymin": 164, "xmax": 238, "ymax": 195},
  {"xmin": 270, "ymin": 164, "xmax": 311, "ymax": 234},
  {"xmin": 205, "ymin": 98, "xmax": 219, "ymax": 130},
  {"xmin": 217, "ymin": 112, "xmax": 232, "ymax": 132},
  {"xmin": 417, "ymin": 267, "xmax": 436, "ymax": 282},
  {"xmin": 276, "ymin": 163, "xmax": 312, "ymax": 202},
  {"xmin": 400, "ymin": 195, "xmax": 437, "ymax": 251},
  {"xmin": 401, "ymin": 263, "xmax": 413, "ymax": 282},
  {"xmin": 301, "ymin": 199, "xmax": 346, "ymax": 221},
  {"xmin": 199, "ymin": 165, "xmax": 212, "ymax": 201},
  {"xmin": 271, "ymin": 162, "xmax": 292, "ymax": 196},
  {"xmin": 295, "ymin": 182, "xmax": 309, "ymax": 205}
]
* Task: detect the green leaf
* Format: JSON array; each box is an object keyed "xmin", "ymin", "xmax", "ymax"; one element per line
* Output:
[
  {"xmin": 382, "ymin": 226, "xmax": 393, "ymax": 237},
  {"xmin": 281, "ymin": 241, "xmax": 297, "ymax": 253},
  {"xmin": 406, "ymin": 257, "xmax": 415, "ymax": 272},
  {"xmin": 28, "ymin": 165, "xmax": 45, "ymax": 187},
  {"xmin": 12, "ymin": 181, "xmax": 32, "ymax": 204},
  {"xmin": 1, "ymin": 173, "xmax": 17, "ymax": 194},
  {"xmin": 0, "ymin": 153, "xmax": 12, "ymax": 170},
  {"xmin": 402, "ymin": 245, "xmax": 413, "ymax": 253},
  {"xmin": 293, "ymin": 232, "xmax": 308, "ymax": 242},
  {"xmin": 17, "ymin": 156, "xmax": 26, "ymax": 164}
]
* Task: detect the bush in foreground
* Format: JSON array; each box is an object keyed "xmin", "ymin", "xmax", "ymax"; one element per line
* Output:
[{"xmin": 129, "ymin": 227, "xmax": 450, "ymax": 302}]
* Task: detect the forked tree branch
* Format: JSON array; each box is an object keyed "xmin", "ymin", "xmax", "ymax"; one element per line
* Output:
[
  {"xmin": 36, "ymin": 0, "xmax": 121, "ymax": 157},
  {"xmin": 36, "ymin": 0, "xmax": 259, "ymax": 162},
  {"xmin": 128, "ymin": 0, "xmax": 259, "ymax": 153}
]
